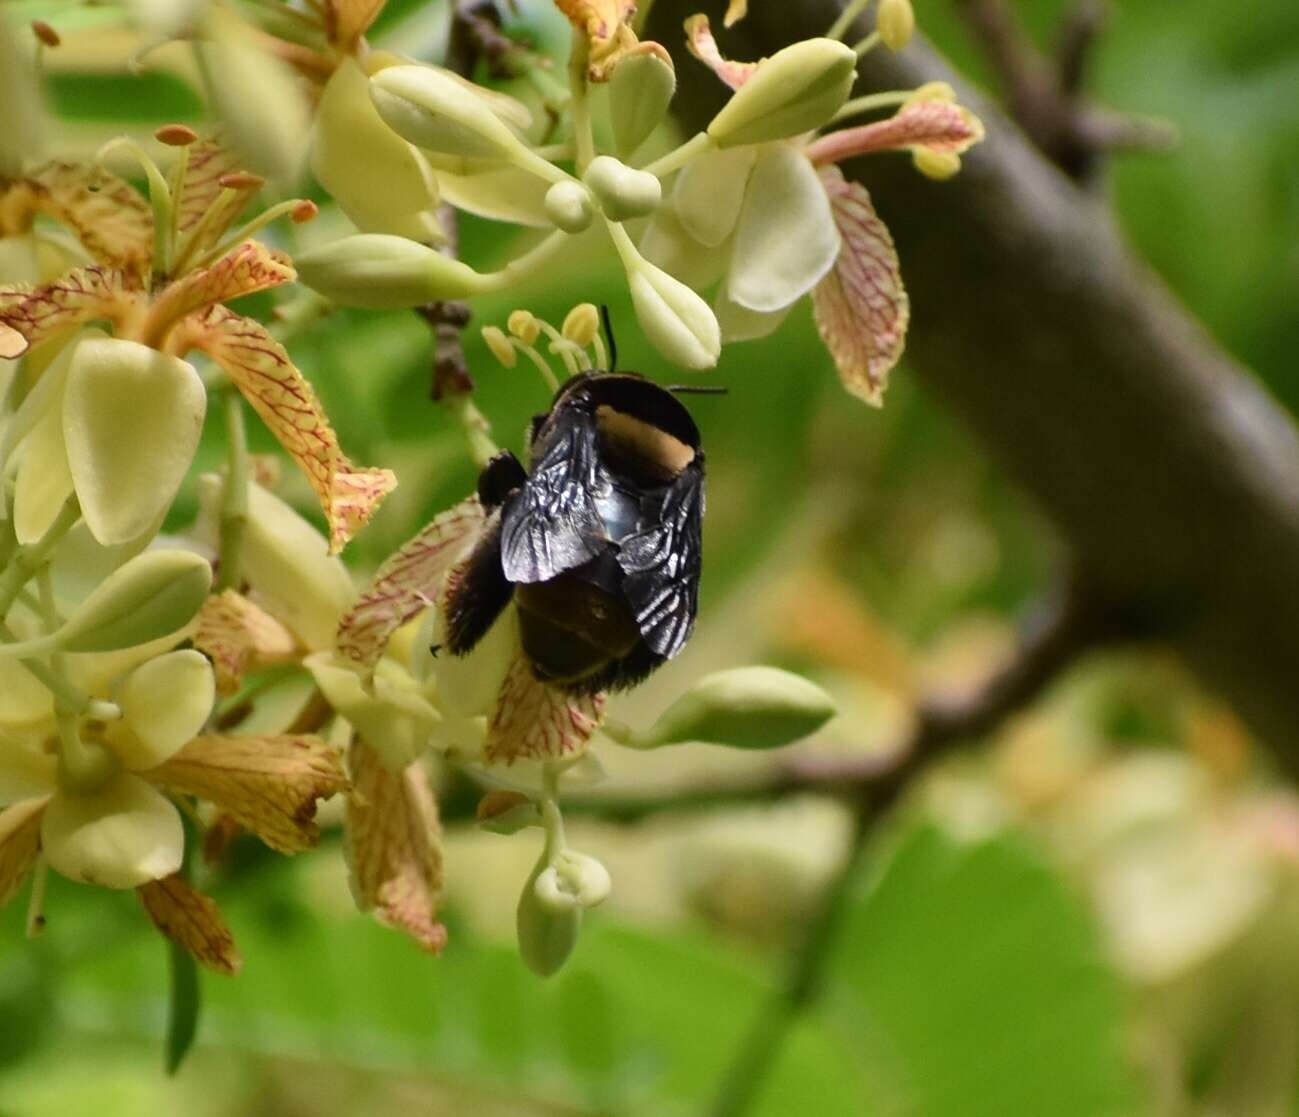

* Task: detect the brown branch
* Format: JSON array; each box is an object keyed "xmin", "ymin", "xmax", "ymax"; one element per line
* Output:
[{"xmin": 648, "ymin": 0, "xmax": 1299, "ymax": 775}]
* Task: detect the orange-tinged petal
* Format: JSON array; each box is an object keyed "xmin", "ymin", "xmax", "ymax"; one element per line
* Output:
[
  {"xmin": 811, "ymin": 165, "xmax": 909, "ymax": 406},
  {"xmin": 345, "ymin": 740, "xmax": 446, "ymax": 953},
  {"xmin": 146, "ymin": 733, "xmax": 348, "ymax": 854},
  {"xmin": 24, "ymin": 163, "xmax": 154, "ymax": 279},
  {"xmin": 150, "ymin": 240, "xmax": 295, "ymax": 337},
  {"xmin": 138, "ymin": 874, "xmax": 242, "ymax": 975},
  {"xmin": 557, "ymin": 0, "xmax": 662, "ymax": 81},
  {"xmin": 195, "ymin": 589, "xmax": 299, "ymax": 695},
  {"xmin": 0, "ymin": 797, "xmax": 47, "ymax": 910},
  {"xmin": 337, "ymin": 497, "xmax": 486, "ymax": 671},
  {"xmin": 684, "ymin": 14, "xmax": 757, "ymax": 90},
  {"xmin": 177, "ymin": 305, "xmax": 397, "ymax": 552},
  {"xmin": 804, "ymin": 98, "xmax": 985, "ymax": 165},
  {"xmin": 175, "ymin": 139, "xmax": 259, "ymax": 251},
  {"xmin": 0, "ymin": 266, "xmax": 141, "ymax": 359},
  {"xmin": 325, "ymin": 0, "xmax": 386, "ymax": 49},
  {"xmin": 484, "ymin": 654, "xmax": 605, "ymax": 764}
]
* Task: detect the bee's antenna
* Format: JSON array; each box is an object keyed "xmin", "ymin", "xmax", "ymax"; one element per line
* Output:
[
  {"xmin": 667, "ymin": 384, "xmax": 728, "ymax": 395},
  {"xmin": 600, "ymin": 303, "xmax": 618, "ymax": 371}
]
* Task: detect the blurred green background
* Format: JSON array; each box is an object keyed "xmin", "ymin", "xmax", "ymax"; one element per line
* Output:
[{"xmin": 3, "ymin": 0, "xmax": 1299, "ymax": 1114}]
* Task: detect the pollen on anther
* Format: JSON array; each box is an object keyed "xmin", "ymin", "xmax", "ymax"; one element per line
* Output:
[
  {"xmin": 155, "ymin": 123, "xmax": 199, "ymax": 147},
  {"xmin": 290, "ymin": 200, "xmax": 320, "ymax": 224},
  {"xmin": 31, "ymin": 20, "xmax": 60, "ymax": 46},
  {"xmin": 218, "ymin": 171, "xmax": 267, "ymax": 191}
]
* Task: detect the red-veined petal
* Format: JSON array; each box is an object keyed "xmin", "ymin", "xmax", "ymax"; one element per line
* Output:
[
  {"xmin": 484, "ymin": 655, "xmax": 605, "ymax": 764},
  {"xmin": 194, "ymin": 589, "xmax": 299, "ymax": 695},
  {"xmin": 0, "ymin": 266, "xmax": 141, "ymax": 359},
  {"xmin": 684, "ymin": 14, "xmax": 757, "ymax": 90},
  {"xmin": 138, "ymin": 874, "xmax": 242, "ymax": 974}
]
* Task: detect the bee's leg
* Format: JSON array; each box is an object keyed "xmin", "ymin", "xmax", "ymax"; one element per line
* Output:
[
  {"xmin": 444, "ymin": 512, "xmax": 513, "ymax": 655},
  {"xmin": 477, "ymin": 450, "xmax": 527, "ymax": 510}
]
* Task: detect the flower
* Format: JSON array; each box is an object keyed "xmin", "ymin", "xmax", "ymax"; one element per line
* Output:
[{"xmin": 0, "ymin": 142, "xmax": 395, "ymax": 552}]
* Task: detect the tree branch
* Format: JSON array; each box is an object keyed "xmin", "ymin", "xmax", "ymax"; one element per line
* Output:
[{"xmin": 647, "ymin": 1, "xmax": 1299, "ymax": 772}]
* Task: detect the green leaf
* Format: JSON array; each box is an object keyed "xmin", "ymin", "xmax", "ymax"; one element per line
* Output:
[
  {"xmin": 825, "ymin": 823, "xmax": 1142, "ymax": 1117},
  {"xmin": 163, "ymin": 940, "xmax": 199, "ymax": 1075}
]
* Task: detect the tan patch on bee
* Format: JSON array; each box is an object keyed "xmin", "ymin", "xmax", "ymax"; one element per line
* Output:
[{"xmin": 595, "ymin": 405, "xmax": 695, "ymax": 480}]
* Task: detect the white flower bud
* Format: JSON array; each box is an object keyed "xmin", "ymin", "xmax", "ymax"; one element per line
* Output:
[
  {"xmin": 627, "ymin": 259, "xmax": 721, "ymax": 370},
  {"xmin": 534, "ymin": 850, "xmax": 612, "ymax": 911},
  {"xmin": 707, "ymin": 38, "xmax": 857, "ymax": 148},
  {"xmin": 584, "ymin": 155, "xmax": 662, "ymax": 221},
  {"xmin": 544, "ymin": 180, "xmax": 596, "ymax": 233},
  {"xmin": 517, "ymin": 854, "xmax": 581, "ymax": 977},
  {"xmin": 296, "ymin": 234, "xmax": 489, "ymax": 308}
]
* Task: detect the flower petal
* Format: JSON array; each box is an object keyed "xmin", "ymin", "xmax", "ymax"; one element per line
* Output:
[
  {"xmin": 484, "ymin": 654, "xmax": 605, "ymax": 764},
  {"xmin": 150, "ymin": 239, "xmax": 295, "ymax": 333},
  {"xmin": 345, "ymin": 739, "xmax": 446, "ymax": 953},
  {"xmin": 12, "ymin": 383, "xmax": 74, "ymax": 545},
  {"xmin": 195, "ymin": 589, "xmax": 297, "ymax": 696},
  {"xmin": 42, "ymin": 773, "xmax": 183, "ymax": 889},
  {"xmin": 0, "ymin": 797, "xmax": 47, "ymax": 909},
  {"xmin": 24, "ymin": 163, "xmax": 154, "ymax": 279},
  {"xmin": 0, "ymin": 663, "xmax": 56, "ymax": 732},
  {"xmin": 63, "ymin": 337, "xmax": 206, "ymax": 546},
  {"xmin": 116, "ymin": 650, "xmax": 216, "ymax": 770},
  {"xmin": 727, "ymin": 144, "xmax": 840, "ymax": 313},
  {"xmin": 138, "ymin": 874, "xmax": 242, "ymax": 975},
  {"xmin": 639, "ymin": 208, "xmax": 731, "ymax": 292},
  {"xmin": 672, "ymin": 144, "xmax": 757, "ymax": 248},
  {"xmin": 811, "ymin": 165, "xmax": 909, "ymax": 405},
  {"xmin": 175, "ymin": 139, "xmax": 259, "ymax": 251},
  {"xmin": 715, "ymin": 289, "xmax": 791, "ymax": 342},
  {"xmin": 179, "ymin": 306, "xmax": 396, "ymax": 552},
  {"xmin": 421, "ymin": 603, "xmax": 516, "ymax": 721},
  {"xmin": 556, "ymin": 0, "xmax": 657, "ymax": 81},
  {"xmin": 804, "ymin": 97, "xmax": 986, "ymax": 165},
  {"xmin": 0, "ymin": 266, "xmax": 141, "ymax": 359},
  {"xmin": 684, "ymin": 14, "xmax": 757, "ymax": 90},
  {"xmin": 337, "ymin": 496, "xmax": 487, "ymax": 671},
  {"xmin": 433, "ymin": 164, "xmax": 552, "ymax": 228},
  {"xmin": 146, "ymin": 733, "xmax": 347, "ymax": 853}
]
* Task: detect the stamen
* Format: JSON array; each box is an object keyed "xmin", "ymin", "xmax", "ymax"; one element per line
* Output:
[
  {"xmin": 96, "ymin": 136, "xmax": 174, "ymax": 279},
  {"xmin": 155, "ymin": 123, "xmax": 199, "ymax": 147},
  {"xmin": 510, "ymin": 338, "xmax": 561, "ymax": 394},
  {"xmin": 188, "ymin": 197, "xmax": 312, "ymax": 273},
  {"xmin": 30, "ymin": 21, "xmax": 60, "ymax": 47},
  {"xmin": 25, "ymin": 855, "xmax": 48, "ymax": 938}
]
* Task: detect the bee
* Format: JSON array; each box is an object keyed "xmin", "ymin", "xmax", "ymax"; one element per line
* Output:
[{"xmin": 442, "ymin": 370, "xmax": 710, "ymax": 694}]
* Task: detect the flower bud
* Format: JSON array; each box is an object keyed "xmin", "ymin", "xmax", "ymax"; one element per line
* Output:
[
  {"xmin": 913, "ymin": 148, "xmax": 962, "ymax": 180},
  {"xmin": 707, "ymin": 38, "xmax": 857, "ymax": 148},
  {"xmin": 535, "ymin": 850, "xmax": 612, "ymax": 910},
  {"xmin": 627, "ymin": 258, "xmax": 721, "ymax": 369},
  {"xmin": 609, "ymin": 52, "xmax": 676, "ymax": 159},
  {"xmin": 630, "ymin": 666, "xmax": 836, "ymax": 750},
  {"xmin": 62, "ymin": 337, "xmax": 206, "ymax": 546},
  {"xmin": 0, "ymin": 15, "xmax": 46, "ymax": 176},
  {"xmin": 370, "ymin": 64, "xmax": 534, "ymax": 164},
  {"xmin": 56, "ymin": 550, "xmax": 212, "ymax": 654},
  {"xmin": 583, "ymin": 155, "xmax": 662, "ymax": 221},
  {"xmin": 481, "ymin": 325, "xmax": 516, "ymax": 367},
  {"xmin": 517, "ymin": 853, "xmax": 581, "ymax": 977},
  {"xmin": 561, "ymin": 303, "xmax": 600, "ymax": 347},
  {"xmin": 877, "ymin": 0, "xmax": 915, "ymax": 51},
  {"xmin": 295, "ymin": 234, "xmax": 489, "ymax": 308},
  {"xmin": 507, "ymin": 309, "xmax": 541, "ymax": 345},
  {"xmin": 544, "ymin": 180, "xmax": 595, "ymax": 234}
]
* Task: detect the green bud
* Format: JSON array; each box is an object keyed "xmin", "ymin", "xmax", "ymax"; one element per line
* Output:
[
  {"xmin": 57, "ymin": 550, "xmax": 211, "ymax": 654},
  {"xmin": 627, "ymin": 258, "xmax": 721, "ymax": 369},
  {"xmin": 544, "ymin": 181, "xmax": 596, "ymax": 234},
  {"xmin": 535, "ymin": 850, "xmax": 612, "ymax": 911},
  {"xmin": 628, "ymin": 666, "xmax": 836, "ymax": 750},
  {"xmin": 707, "ymin": 38, "xmax": 857, "ymax": 148},
  {"xmin": 295, "ymin": 234, "xmax": 489, "ymax": 308},
  {"xmin": 517, "ymin": 853, "xmax": 581, "ymax": 977},
  {"xmin": 370, "ymin": 64, "xmax": 531, "ymax": 163},
  {"xmin": 583, "ymin": 156, "xmax": 662, "ymax": 221},
  {"xmin": 609, "ymin": 52, "xmax": 676, "ymax": 159},
  {"xmin": 877, "ymin": 0, "xmax": 915, "ymax": 51}
]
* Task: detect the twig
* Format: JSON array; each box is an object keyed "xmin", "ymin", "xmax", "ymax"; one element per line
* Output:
[{"xmin": 706, "ymin": 576, "xmax": 1134, "ymax": 1117}]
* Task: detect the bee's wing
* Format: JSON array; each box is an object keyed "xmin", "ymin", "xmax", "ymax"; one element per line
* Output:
[
  {"xmin": 616, "ymin": 458, "xmax": 704, "ymax": 660},
  {"xmin": 500, "ymin": 409, "xmax": 605, "ymax": 584}
]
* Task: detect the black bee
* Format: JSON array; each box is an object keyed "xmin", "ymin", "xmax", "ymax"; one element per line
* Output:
[{"xmin": 442, "ymin": 371, "xmax": 707, "ymax": 694}]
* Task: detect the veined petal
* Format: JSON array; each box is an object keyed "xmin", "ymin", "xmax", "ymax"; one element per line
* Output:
[
  {"xmin": 324, "ymin": 0, "xmax": 385, "ymax": 49},
  {"xmin": 673, "ymin": 145, "xmax": 757, "ymax": 248},
  {"xmin": 115, "ymin": 650, "xmax": 216, "ymax": 770},
  {"xmin": 484, "ymin": 654, "xmax": 604, "ymax": 764},
  {"xmin": 684, "ymin": 14, "xmax": 757, "ymax": 90},
  {"xmin": 0, "ymin": 266, "xmax": 141, "ymax": 360},
  {"xmin": 0, "ymin": 797, "xmax": 47, "ymax": 909},
  {"xmin": 195, "ymin": 589, "xmax": 297, "ymax": 696},
  {"xmin": 42, "ymin": 773, "xmax": 183, "ymax": 889},
  {"xmin": 24, "ymin": 163, "xmax": 154, "ymax": 279},
  {"xmin": 174, "ymin": 140, "xmax": 259, "ymax": 251},
  {"xmin": 804, "ymin": 98, "xmax": 986, "ymax": 166},
  {"xmin": 138, "ymin": 874, "xmax": 242, "ymax": 974},
  {"xmin": 180, "ymin": 306, "xmax": 396, "ymax": 552},
  {"xmin": 146, "ymin": 733, "xmax": 347, "ymax": 853},
  {"xmin": 150, "ymin": 240, "xmax": 295, "ymax": 333},
  {"xmin": 345, "ymin": 739, "xmax": 446, "ymax": 953},
  {"xmin": 811, "ymin": 165, "xmax": 909, "ymax": 405},
  {"xmin": 63, "ymin": 337, "xmax": 206, "ymax": 546},
  {"xmin": 727, "ymin": 144, "xmax": 839, "ymax": 313},
  {"xmin": 337, "ymin": 496, "xmax": 486, "ymax": 671}
]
